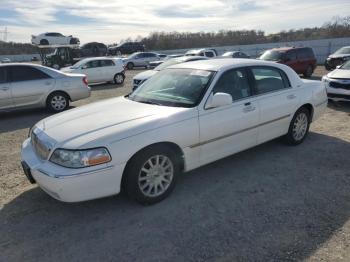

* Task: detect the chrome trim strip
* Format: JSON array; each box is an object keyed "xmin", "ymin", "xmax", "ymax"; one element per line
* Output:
[
  {"xmin": 190, "ymin": 114, "xmax": 290, "ymax": 148},
  {"xmin": 37, "ymin": 165, "xmax": 115, "ymax": 179},
  {"xmin": 315, "ymin": 100, "xmax": 328, "ymax": 107}
]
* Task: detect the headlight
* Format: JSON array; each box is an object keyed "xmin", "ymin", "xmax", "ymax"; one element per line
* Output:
[
  {"xmin": 343, "ymin": 56, "xmax": 350, "ymax": 61},
  {"xmin": 50, "ymin": 148, "xmax": 111, "ymax": 168}
]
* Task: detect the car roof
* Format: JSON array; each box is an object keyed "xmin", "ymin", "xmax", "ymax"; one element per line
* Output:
[
  {"xmin": 270, "ymin": 46, "xmax": 311, "ymax": 52},
  {"xmin": 169, "ymin": 58, "xmax": 290, "ymax": 71},
  {"xmin": 79, "ymin": 57, "xmax": 119, "ymax": 62}
]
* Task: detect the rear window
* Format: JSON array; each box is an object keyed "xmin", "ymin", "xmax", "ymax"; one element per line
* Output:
[
  {"xmin": 10, "ymin": 66, "xmax": 50, "ymax": 82},
  {"xmin": 251, "ymin": 66, "xmax": 290, "ymax": 94},
  {"xmin": 298, "ymin": 48, "xmax": 315, "ymax": 59},
  {"xmin": 100, "ymin": 60, "xmax": 115, "ymax": 67},
  {"xmin": 205, "ymin": 51, "xmax": 215, "ymax": 57},
  {"xmin": 259, "ymin": 50, "xmax": 282, "ymax": 61}
]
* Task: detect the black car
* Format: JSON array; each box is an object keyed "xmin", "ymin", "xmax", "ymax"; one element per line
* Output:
[
  {"xmin": 80, "ymin": 42, "xmax": 108, "ymax": 57},
  {"xmin": 325, "ymin": 46, "xmax": 350, "ymax": 70},
  {"xmin": 108, "ymin": 42, "xmax": 145, "ymax": 56}
]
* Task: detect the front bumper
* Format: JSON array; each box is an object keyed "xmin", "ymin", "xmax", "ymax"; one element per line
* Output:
[
  {"xmin": 21, "ymin": 138, "xmax": 125, "ymax": 202},
  {"xmin": 326, "ymin": 86, "xmax": 350, "ymax": 101}
]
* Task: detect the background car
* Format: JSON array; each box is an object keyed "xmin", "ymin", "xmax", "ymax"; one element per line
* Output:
[
  {"xmin": 61, "ymin": 57, "xmax": 125, "ymax": 84},
  {"xmin": 79, "ymin": 42, "xmax": 108, "ymax": 57},
  {"xmin": 259, "ymin": 47, "xmax": 316, "ymax": 77},
  {"xmin": 108, "ymin": 42, "xmax": 145, "ymax": 56},
  {"xmin": 148, "ymin": 54, "xmax": 185, "ymax": 68},
  {"xmin": 31, "ymin": 32, "xmax": 79, "ymax": 46},
  {"xmin": 122, "ymin": 52, "xmax": 160, "ymax": 70},
  {"xmin": 1, "ymin": 58, "xmax": 11, "ymax": 63},
  {"xmin": 133, "ymin": 56, "xmax": 208, "ymax": 90},
  {"xmin": 324, "ymin": 46, "xmax": 350, "ymax": 71},
  {"xmin": 323, "ymin": 60, "xmax": 350, "ymax": 102},
  {"xmin": 221, "ymin": 51, "xmax": 250, "ymax": 58},
  {"xmin": 185, "ymin": 48, "xmax": 217, "ymax": 58},
  {"xmin": 0, "ymin": 63, "xmax": 90, "ymax": 112}
]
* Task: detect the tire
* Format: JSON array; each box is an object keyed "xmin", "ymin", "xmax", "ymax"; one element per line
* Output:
[
  {"xmin": 46, "ymin": 92, "xmax": 69, "ymax": 113},
  {"xmin": 284, "ymin": 107, "xmax": 311, "ymax": 145},
  {"xmin": 303, "ymin": 65, "xmax": 313, "ymax": 78},
  {"xmin": 40, "ymin": 39, "xmax": 49, "ymax": 45},
  {"xmin": 127, "ymin": 62, "xmax": 134, "ymax": 70},
  {"xmin": 124, "ymin": 145, "xmax": 180, "ymax": 205},
  {"xmin": 325, "ymin": 63, "xmax": 332, "ymax": 71},
  {"xmin": 114, "ymin": 73, "xmax": 125, "ymax": 84}
]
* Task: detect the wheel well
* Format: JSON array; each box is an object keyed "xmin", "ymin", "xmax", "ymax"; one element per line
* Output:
[
  {"xmin": 46, "ymin": 91, "xmax": 71, "ymax": 104},
  {"xmin": 299, "ymin": 103, "xmax": 314, "ymax": 121},
  {"xmin": 120, "ymin": 142, "xmax": 185, "ymax": 191}
]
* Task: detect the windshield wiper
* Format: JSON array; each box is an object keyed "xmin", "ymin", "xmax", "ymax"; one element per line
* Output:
[{"xmin": 139, "ymin": 100, "xmax": 162, "ymax": 106}]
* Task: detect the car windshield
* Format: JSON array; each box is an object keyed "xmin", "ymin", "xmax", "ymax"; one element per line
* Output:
[
  {"xmin": 70, "ymin": 60, "xmax": 87, "ymax": 69},
  {"xmin": 222, "ymin": 52, "xmax": 234, "ymax": 57},
  {"xmin": 128, "ymin": 53, "xmax": 140, "ymax": 59},
  {"xmin": 334, "ymin": 47, "xmax": 350, "ymax": 55},
  {"xmin": 128, "ymin": 68, "xmax": 214, "ymax": 108},
  {"xmin": 340, "ymin": 60, "xmax": 350, "ymax": 69},
  {"xmin": 259, "ymin": 50, "xmax": 282, "ymax": 61},
  {"xmin": 154, "ymin": 58, "xmax": 184, "ymax": 71}
]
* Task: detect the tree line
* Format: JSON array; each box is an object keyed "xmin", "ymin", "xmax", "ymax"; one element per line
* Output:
[{"xmin": 1, "ymin": 16, "xmax": 349, "ymax": 55}]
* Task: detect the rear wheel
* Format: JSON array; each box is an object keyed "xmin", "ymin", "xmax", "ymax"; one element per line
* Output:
[
  {"xmin": 303, "ymin": 65, "xmax": 313, "ymax": 78},
  {"xmin": 40, "ymin": 39, "xmax": 49, "ymax": 45},
  {"xmin": 114, "ymin": 73, "xmax": 125, "ymax": 84},
  {"xmin": 127, "ymin": 62, "xmax": 134, "ymax": 70},
  {"xmin": 285, "ymin": 107, "xmax": 310, "ymax": 145},
  {"xmin": 124, "ymin": 145, "xmax": 180, "ymax": 205},
  {"xmin": 47, "ymin": 92, "xmax": 69, "ymax": 112}
]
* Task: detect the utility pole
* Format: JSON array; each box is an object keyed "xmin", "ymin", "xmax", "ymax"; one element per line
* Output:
[{"xmin": 0, "ymin": 27, "xmax": 9, "ymax": 41}]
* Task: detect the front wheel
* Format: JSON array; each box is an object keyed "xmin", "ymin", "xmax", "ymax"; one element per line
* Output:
[
  {"xmin": 127, "ymin": 62, "xmax": 134, "ymax": 70},
  {"xmin": 47, "ymin": 92, "xmax": 69, "ymax": 112},
  {"xmin": 114, "ymin": 73, "xmax": 125, "ymax": 84},
  {"xmin": 124, "ymin": 145, "xmax": 180, "ymax": 205},
  {"xmin": 284, "ymin": 107, "xmax": 310, "ymax": 145},
  {"xmin": 303, "ymin": 65, "xmax": 313, "ymax": 78}
]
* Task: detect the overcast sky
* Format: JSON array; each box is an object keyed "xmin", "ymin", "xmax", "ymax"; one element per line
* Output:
[{"xmin": 0, "ymin": 0, "xmax": 349, "ymax": 44}]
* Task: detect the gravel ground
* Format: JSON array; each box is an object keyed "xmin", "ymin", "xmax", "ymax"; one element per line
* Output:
[{"xmin": 1, "ymin": 66, "xmax": 350, "ymax": 262}]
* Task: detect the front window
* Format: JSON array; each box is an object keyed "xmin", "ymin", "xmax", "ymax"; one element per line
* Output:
[
  {"xmin": 259, "ymin": 50, "xmax": 282, "ymax": 61},
  {"xmin": 340, "ymin": 60, "xmax": 350, "ymax": 69},
  {"xmin": 334, "ymin": 47, "xmax": 350, "ymax": 55},
  {"xmin": 128, "ymin": 68, "xmax": 215, "ymax": 108}
]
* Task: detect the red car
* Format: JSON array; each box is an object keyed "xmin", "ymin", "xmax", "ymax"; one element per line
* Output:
[{"xmin": 259, "ymin": 47, "xmax": 317, "ymax": 77}]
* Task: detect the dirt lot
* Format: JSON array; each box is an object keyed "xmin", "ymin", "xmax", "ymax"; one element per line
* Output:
[{"xmin": 1, "ymin": 66, "xmax": 350, "ymax": 262}]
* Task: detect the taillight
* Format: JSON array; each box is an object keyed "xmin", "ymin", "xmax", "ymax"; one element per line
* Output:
[{"xmin": 82, "ymin": 77, "xmax": 88, "ymax": 86}]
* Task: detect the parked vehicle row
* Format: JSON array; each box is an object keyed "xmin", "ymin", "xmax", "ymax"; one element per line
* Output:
[{"xmin": 21, "ymin": 59, "xmax": 327, "ymax": 204}]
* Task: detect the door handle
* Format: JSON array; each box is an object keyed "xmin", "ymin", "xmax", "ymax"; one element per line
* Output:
[
  {"xmin": 243, "ymin": 103, "xmax": 256, "ymax": 113},
  {"xmin": 287, "ymin": 94, "xmax": 296, "ymax": 100},
  {"xmin": 0, "ymin": 87, "xmax": 9, "ymax": 91}
]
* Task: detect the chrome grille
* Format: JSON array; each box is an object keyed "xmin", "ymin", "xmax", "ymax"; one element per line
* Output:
[{"xmin": 31, "ymin": 132, "xmax": 50, "ymax": 160}]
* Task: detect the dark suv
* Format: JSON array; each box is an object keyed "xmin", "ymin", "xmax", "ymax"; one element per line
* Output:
[
  {"xmin": 259, "ymin": 47, "xmax": 317, "ymax": 77},
  {"xmin": 108, "ymin": 42, "xmax": 145, "ymax": 56},
  {"xmin": 80, "ymin": 42, "xmax": 107, "ymax": 57},
  {"xmin": 324, "ymin": 46, "xmax": 350, "ymax": 70}
]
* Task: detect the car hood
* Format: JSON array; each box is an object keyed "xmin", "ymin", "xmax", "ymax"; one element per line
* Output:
[
  {"xmin": 133, "ymin": 70, "xmax": 158, "ymax": 81},
  {"xmin": 327, "ymin": 69, "xmax": 350, "ymax": 79},
  {"xmin": 60, "ymin": 66, "xmax": 74, "ymax": 73},
  {"xmin": 35, "ymin": 96, "xmax": 193, "ymax": 149}
]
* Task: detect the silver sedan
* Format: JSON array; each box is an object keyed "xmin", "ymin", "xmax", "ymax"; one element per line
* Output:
[{"xmin": 0, "ymin": 63, "xmax": 90, "ymax": 112}]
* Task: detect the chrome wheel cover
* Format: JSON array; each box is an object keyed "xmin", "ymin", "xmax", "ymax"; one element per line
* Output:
[
  {"xmin": 138, "ymin": 155, "xmax": 174, "ymax": 198},
  {"xmin": 115, "ymin": 74, "xmax": 124, "ymax": 84},
  {"xmin": 51, "ymin": 95, "xmax": 67, "ymax": 111},
  {"xmin": 292, "ymin": 113, "xmax": 308, "ymax": 141}
]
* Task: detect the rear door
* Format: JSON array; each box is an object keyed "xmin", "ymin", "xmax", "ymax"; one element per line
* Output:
[
  {"xmin": 249, "ymin": 66, "xmax": 299, "ymax": 144},
  {"xmin": 10, "ymin": 66, "xmax": 55, "ymax": 108},
  {"xmin": 100, "ymin": 59, "xmax": 116, "ymax": 81},
  {"xmin": 283, "ymin": 50, "xmax": 300, "ymax": 73},
  {"xmin": 0, "ymin": 67, "xmax": 13, "ymax": 109}
]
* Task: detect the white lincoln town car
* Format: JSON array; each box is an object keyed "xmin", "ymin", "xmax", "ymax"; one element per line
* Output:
[{"xmin": 21, "ymin": 59, "xmax": 327, "ymax": 204}]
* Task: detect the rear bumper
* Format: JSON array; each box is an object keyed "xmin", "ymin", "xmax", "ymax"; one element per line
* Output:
[{"xmin": 21, "ymin": 138, "xmax": 125, "ymax": 202}]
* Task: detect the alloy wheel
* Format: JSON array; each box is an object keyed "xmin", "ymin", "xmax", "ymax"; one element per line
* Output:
[
  {"xmin": 51, "ymin": 95, "xmax": 67, "ymax": 111},
  {"xmin": 292, "ymin": 113, "xmax": 308, "ymax": 141}
]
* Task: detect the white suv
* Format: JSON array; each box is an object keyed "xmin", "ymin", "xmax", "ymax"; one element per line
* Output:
[
  {"xmin": 185, "ymin": 49, "xmax": 217, "ymax": 58},
  {"xmin": 31, "ymin": 32, "xmax": 79, "ymax": 46},
  {"xmin": 61, "ymin": 57, "xmax": 125, "ymax": 84}
]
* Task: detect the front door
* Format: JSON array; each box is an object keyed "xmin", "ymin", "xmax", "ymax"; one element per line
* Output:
[{"xmin": 198, "ymin": 67, "xmax": 259, "ymax": 165}]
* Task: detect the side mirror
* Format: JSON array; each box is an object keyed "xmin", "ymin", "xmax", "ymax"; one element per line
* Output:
[{"xmin": 205, "ymin": 92, "xmax": 233, "ymax": 109}]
